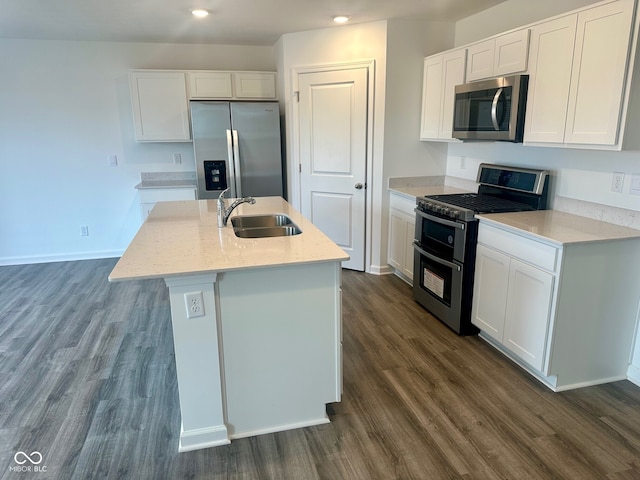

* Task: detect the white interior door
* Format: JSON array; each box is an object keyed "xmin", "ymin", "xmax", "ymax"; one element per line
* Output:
[{"xmin": 297, "ymin": 68, "xmax": 368, "ymax": 271}]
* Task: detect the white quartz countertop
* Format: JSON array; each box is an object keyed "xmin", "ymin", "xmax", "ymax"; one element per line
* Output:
[
  {"xmin": 109, "ymin": 197, "xmax": 349, "ymax": 282},
  {"xmin": 477, "ymin": 210, "xmax": 640, "ymax": 246},
  {"xmin": 389, "ymin": 184, "xmax": 473, "ymax": 201}
]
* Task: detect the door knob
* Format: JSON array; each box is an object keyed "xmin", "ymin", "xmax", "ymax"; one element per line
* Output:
[{"xmin": 355, "ymin": 183, "xmax": 364, "ymax": 190}]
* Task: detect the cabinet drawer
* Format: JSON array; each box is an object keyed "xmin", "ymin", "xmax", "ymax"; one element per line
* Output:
[
  {"xmin": 389, "ymin": 192, "xmax": 416, "ymax": 216},
  {"xmin": 478, "ymin": 223, "xmax": 558, "ymax": 272},
  {"xmin": 139, "ymin": 187, "xmax": 196, "ymax": 204}
]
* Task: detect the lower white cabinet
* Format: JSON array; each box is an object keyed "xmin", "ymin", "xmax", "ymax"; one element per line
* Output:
[
  {"xmin": 472, "ymin": 219, "xmax": 640, "ymax": 391},
  {"xmin": 474, "ymin": 244, "xmax": 554, "ymax": 371},
  {"xmin": 388, "ymin": 192, "xmax": 415, "ymax": 283},
  {"xmin": 139, "ymin": 187, "xmax": 197, "ymax": 221}
]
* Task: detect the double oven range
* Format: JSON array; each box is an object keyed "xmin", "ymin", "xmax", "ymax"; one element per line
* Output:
[{"xmin": 413, "ymin": 163, "xmax": 550, "ymax": 335}]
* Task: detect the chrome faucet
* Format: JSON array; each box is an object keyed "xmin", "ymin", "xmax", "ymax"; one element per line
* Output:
[{"xmin": 217, "ymin": 188, "xmax": 256, "ymax": 227}]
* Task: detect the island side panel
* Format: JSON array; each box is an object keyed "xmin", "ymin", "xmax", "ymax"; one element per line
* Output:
[
  {"xmin": 165, "ymin": 273, "xmax": 230, "ymax": 451},
  {"xmin": 218, "ymin": 261, "xmax": 342, "ymax": 439}
]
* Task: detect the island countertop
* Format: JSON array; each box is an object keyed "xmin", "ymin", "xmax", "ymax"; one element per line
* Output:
[{"xmin": 109, "ymin": 196, "xmax": 349, "ymax": 282}]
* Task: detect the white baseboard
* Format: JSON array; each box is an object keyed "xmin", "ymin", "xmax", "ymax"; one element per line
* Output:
[
  {"xmin": 229, "ymin": 416, "xmax": 330, "ymax": 441},
  {"xmin": 178, "ymin": 423, "xmax": 230, "ymax": 453},
  {"xmin": 368, "ymin": 264, "xmax": 394, "ymax": 275},
  {"xmin": 0, "ymin": 250, "xmax": 124, "ymax": 266},
  {"xmin": 627, "ymin": 364, "xmax": 640, "ymax": 387}
]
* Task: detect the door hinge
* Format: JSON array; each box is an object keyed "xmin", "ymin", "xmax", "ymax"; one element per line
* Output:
[
  {"xmin": 298, "ymin": 163, "xmax": 302, "ymax": 173},
  {"xmin": 294, "ymin": 91, "xmax": 300, "ymax": 102}
]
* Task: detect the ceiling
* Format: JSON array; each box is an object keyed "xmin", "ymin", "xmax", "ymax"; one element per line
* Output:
[{"xmin": 0, "ymin": 0, "xmax": 506, "ymax": 46}]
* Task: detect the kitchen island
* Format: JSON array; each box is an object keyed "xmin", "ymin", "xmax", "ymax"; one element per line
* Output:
[{"xmin": 109, "ymin": 197, "xmax": 348, "ymax": 452}]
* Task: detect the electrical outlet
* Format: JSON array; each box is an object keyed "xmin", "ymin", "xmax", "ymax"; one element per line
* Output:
[
  {"xmin": 173, "ymin": 153, "xmax": 182, "ymax": 165},
  {"xmin": 184, "ymin": 291, "xmax": 205, "ymax": 319},
  {"xmin": 612, "ymin": 172, "xmax": 625, "ymax": 193},
  {"xmin": 81, "ymin": 225, "xmax": 89, "ymax": 236}
]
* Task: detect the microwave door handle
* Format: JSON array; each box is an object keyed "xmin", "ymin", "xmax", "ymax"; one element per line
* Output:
[
  {"xmin": 491, "ymin": 88, "xmax": 503, "ymax": 131},
  {"xmin": 412, "ymin": 241, "xmax": 462, "ymax": 272}
]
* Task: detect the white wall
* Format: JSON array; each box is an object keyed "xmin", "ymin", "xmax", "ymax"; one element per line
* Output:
[
  {"xmin": 0, "ymin": 39, "xmax": 274, "ymax": 264},
  {"xmin": 278, "ymin": 21, "xmax": 389, "ymax": 273},
  {"xmin": 454, "ymin": 0, "xmax": 600, "ymax": 46},
  {"xmin": 278, "ymin": 20, "xmax": 458, "ymax": 273}
]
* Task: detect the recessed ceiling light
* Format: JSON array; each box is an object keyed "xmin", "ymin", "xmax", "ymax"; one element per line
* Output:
[
  {"xmin": 333, "ymin": 15, "xmax": 350, "ymax": 24},
  {"xmin": 192, "ymin": 9, "xmax": 210, "ymax": 18}
]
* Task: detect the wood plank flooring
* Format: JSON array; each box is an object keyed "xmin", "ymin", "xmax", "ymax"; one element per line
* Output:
[{"xmin": 1, "ymin": 258, "xmax": 640, "ymax": 479}]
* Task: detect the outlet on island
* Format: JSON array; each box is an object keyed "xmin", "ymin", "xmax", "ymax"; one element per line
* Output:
[{"xmin": 184, "ymin": 291, "xmax": 205, "ymax": 318}]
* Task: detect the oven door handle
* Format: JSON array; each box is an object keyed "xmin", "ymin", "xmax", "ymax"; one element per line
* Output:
[
  {"xmin": 413, "ymin": 241, "xmax": 462, "ymax": 272},
  {"xmin": 415, "ymin": 209, "xmax": 465, "ymax": 230}
]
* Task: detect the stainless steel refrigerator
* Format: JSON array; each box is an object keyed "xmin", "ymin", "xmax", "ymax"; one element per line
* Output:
[{"xmin": 190, "ymin": 101, "xmax": 284, "ymax": 199}]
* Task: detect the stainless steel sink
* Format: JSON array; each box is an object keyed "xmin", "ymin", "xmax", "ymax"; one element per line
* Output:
[
  {"xmin": 231, "ymin": 214, "xmax": 293, "ymax": 229},
  {"xmin": 234, "ymin": 226, "xmax": 302, "ymax": 238},
  {"xmin": 231, "ymin": 214, "xmax": 302, "ymax": 238}
]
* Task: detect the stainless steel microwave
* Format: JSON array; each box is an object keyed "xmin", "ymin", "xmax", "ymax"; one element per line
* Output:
[{"xmin": 452, "ymin": 75, "xmax": 528, "ymax": 142}]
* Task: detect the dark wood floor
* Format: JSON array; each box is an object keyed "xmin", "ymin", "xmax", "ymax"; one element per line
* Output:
[{"xmin": 1, "ymin": 258, "xmax": 640, "ymax": 479}]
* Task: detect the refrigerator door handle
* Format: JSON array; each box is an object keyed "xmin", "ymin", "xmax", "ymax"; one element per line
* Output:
[
  {"xmin": 232, "ymin": 129, "xmax": 242, "ymax": 198},
  {"xmin": 225, "ymin": 129, "xmax": 237, "ymax": 197}
]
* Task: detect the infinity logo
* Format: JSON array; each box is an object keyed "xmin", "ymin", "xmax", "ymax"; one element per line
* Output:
[{"xmin": 14, "ymin": 451, "xmax": 43, "ymax": 465}]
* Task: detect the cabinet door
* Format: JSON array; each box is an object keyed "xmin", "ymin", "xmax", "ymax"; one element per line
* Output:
[
  {"xmin": 524, "ymin": 15, "xmax": 578, "ymax": 144},
  {"xmin": 439, "ymin": 49, "xmax": 467, "ymax": 139},
  {"xmin": 494, "ymin": 29, "xmax": 529, "ymax": 76},
  {"xmin": 388, "ymin": 209, "xmax": 407, "ymax": 271},
  {"xmin": 564, "ymin": 0, "xmax": 635, "ymax": 146},
  {"xmin": 466, "ymin": 40, "xmax": 495, "ymax": 81},
  {"xmin": 402, "ymin": 217, "xmax": 415, "ymax": 279},
  {"xmin": 129, "ymin": 71, "xmax": 191, "ymax": 142},
  {"xmin": 503, "ymin": 259, "xmax": 554, "ymax": 372},
  {"xmin": 472, "ymin": 244, "xmax": 510, "ymax": 342},
  {"xmin": 188, "ymin": 71, "xmax": 233, "ymax": 99},
  {"xmin": 420, "ymin": 56, "xmax": 445, "ymax": 140},
  {"xmin": 233, "ymin": 72, "xmax": 277, "ymax": 99}
]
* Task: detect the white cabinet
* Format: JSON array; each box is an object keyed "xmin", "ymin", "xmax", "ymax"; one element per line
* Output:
[
  {"xmin": 187, "ymin": 71, "xmax": 276, "ymax": 100},
  {"xmin": 472, "ymin": 219, "xmax": 640, "ymax": 391},
  {"xmin": 130, "ymin": 70, "xmax": 278, "ymax": 142},
  {"xmin": 473, "ymin": 242, "xmax": 554, "ymax": 372},
  {"xmin": 233, "ymin": 72, "xmax": 277, "ymax": 99},
  {"xmin": 420, "ymin": 49, "xmax": 466, "ymax": 141},
  {"xmin": 188, "ymin": 71, "xmax": 233, "ymax": 99},
  {"xmin": 139, "ymin": 187, "xmax": 197, "ymax": 221},
  {"xmin": 129, "ymin": 71, "xmax": 191, "ymax": 142},
  {"xmin": 388, "ymin": 192, "xmax": 416, "ymax": 283},
  {"xmin": 524, "ymin": 0, "xmax": 636, "ymax": 148},
  {"xmin": 466, "ymin": 29, "xmax": 529, "ymax": 81}
]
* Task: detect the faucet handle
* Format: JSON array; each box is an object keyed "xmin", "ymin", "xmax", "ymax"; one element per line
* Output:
[{"xmin": 218, "ymin": 188, "xmax": 229, "ymax": 201}]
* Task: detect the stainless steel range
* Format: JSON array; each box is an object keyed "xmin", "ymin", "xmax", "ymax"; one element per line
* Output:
[{"xmin": 413, "ymin": 163, "xmax": 550, "ymax": 335}]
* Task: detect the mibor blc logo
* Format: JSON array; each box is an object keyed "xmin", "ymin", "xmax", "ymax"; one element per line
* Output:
[{"xmin": 10, "ymin": 451, "xmax": 47, "ymax": 473}]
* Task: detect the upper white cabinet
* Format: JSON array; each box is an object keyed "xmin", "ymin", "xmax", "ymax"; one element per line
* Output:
[
  {"xmin": 188, "ymin": 71, "xmax": 233, "ymax": 99},
  {"xmin": 466, "ymin": 29, "xmax": 530, "ymax": 81},
  {"xmin": 187, "ymin": 71, "xmax": 276, "ymax": 100},
  {"xmin": 129, "ymin": 70, "xmax": 191, "ymax": 142},
  {"xmin": 420, "ymin": 48, "xmax": 466, "ymax": 141},
  {"xmin": 233, "ymin": 72, "xmax": 277, "ymax": 99},
  {"xmin": 130, "ymin": 70, "xmax": 278, "ymax": 142},
  {"xmin": 524, "ymin": 0, "xmax": 636, "ymax": 149}
]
